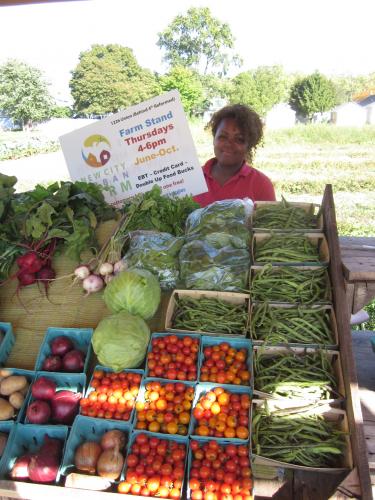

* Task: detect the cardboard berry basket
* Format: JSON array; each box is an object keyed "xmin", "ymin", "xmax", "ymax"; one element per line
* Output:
[
  {"xmin": 252, "ymin": 400, "xmax": 353, "ymax": 472},
  {"xmin": 165, "ymin": 289, "xmax": 251, "ymax": 338},
  {"xmin": 81, "ymin": 365, "xmax": 144, "ymax": 425},
  {"xmin": 133, "ymin": 377, "xmax": 196, "ymax": 436},
  {"xmin": 249, "ymin": 303, "xmax": 339, "ymax": 348},
  {"xmin": 251, "ymin": 232, "xmax": 330, "ymax": 267},
  {"xmin": 189, "ymin": 382, "xmax": 252, "ymax": 443},
  {"xmin": 0, "ymin": 322, "xmax": 16, "ymax": 367},
  {"xmin": 249, "ymin": 264, "xmax": 332, "ymax": 304},
  {"xmin": 119, "ymin": 430, "xmax": 188, "ymax": 498},
  {"xmin": 34, "ymin": 327, "xmax": 93, "ymax": 374},
  {"xmin": 20, "ymin": 371, "xmax": 86, "ymax": 425},
  {"xmin": 60, "ymin": 415, "xmax": 131, "ymax": 484},
  {"xmin": 187, "ymin": 437, "xmax": 252, "ymax": 500},
  {"xmin": 0, "ymin": 422, "xmax": 69, "ymax": 483},
  {"xmin": 252, "ymin": 345, "xmax": 345, "ymax": 403},
  {"xmin": 0, "ymin": 368, "xmax": 36, "ymax": 424},
  {"xmin": 251, "ymin": 200, "xmax": 323, "ymax": 233},
  {"xmin": 0, "ymin": 422, "xmax": 17, "ymax": 471},
  {"xmin": 145, "ymin": 332, "xmax": 200, "ymax": 381},
  {"xmin": 198, "ymin": 335, "xmax": 253, "ymax": 390}
]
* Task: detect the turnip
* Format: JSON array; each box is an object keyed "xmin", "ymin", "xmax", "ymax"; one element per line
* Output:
[
  {"xmin": 113, "ymin": 260, "xmax": 126, "ymax": 275},
  {"xmin": 99, "ymin": 262, "xmax": 113, "ymax": 276},
  {"xmin": 74, "ymin": 265, "xmax": 91, "ymax": 281},
  {"xmin": 82, "ymin": 274, "xmax": 104, "ymax": 295}
]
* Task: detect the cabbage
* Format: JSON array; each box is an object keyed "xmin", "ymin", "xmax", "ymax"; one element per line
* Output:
[
  {"xmin": 103, "ymin": 268, "xmax": 161, "ymax": 320},
  {"xmin": 92, "ymin": 311, "xmax": 150, "ymax": 371}
]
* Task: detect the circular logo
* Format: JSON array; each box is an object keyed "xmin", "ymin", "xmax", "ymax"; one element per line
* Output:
[{"xmin": 82, "ymin": 135, "xmax": 111, "ymax": 168}]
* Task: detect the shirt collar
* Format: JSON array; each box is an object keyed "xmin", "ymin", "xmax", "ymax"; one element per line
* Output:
[{"xmin": 203, "ymin": 158, "xmax": 251, "ymax": 179}]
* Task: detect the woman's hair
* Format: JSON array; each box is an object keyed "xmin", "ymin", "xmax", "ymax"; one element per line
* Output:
[{"xmin": 206, "ymin": 104, "xmax": 263, "ymax": 162}]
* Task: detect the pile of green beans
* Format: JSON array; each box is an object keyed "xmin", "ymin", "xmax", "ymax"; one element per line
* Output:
[
  {"xmin": 251, "ymin": 303, "xmax": 334, "ymax": 344},
  {"xmin": 254, "ymin": 350, "xmax": 337, "ymax": 399},
  {"xmin": 254, "ymin": 199, "xmax": 317, "ymax": 230},
  {"xmin": 250, "ymin": 264, "xmax": 331, "ymax": 304},
  {"xmin": 254, "ymin": 234, "xmax": 320, "ymax": 263},
  {"xmin": 172, "ymin": 296, "xmax": 249, "ymax": 335},
  {"xmin": 252, "ymin": 407, "xmax": 345, "ymax": 467}
]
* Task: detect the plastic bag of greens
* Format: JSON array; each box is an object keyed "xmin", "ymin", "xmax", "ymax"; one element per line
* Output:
[
  {"xmin": 121, "ymin": 231, "xmax": 184, "ymax": 289},
  {"xmin": 179, "ymin": 239, "xmax": 250, "ymax": 291},
  {"xmin": 185, "ymin": 198, "xmax": 254, "ymax": 241}
]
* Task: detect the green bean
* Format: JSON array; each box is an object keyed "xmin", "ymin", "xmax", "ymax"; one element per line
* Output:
[
  {"xmin": 254, "ymin": 234, "xmax": 320, "ymax": 263},
  {"xmin": 253, "ymin": 198, "xmax": 317, "ymax": 230}
]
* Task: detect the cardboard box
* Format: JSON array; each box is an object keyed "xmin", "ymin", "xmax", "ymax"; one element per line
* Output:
[
  {"xmin": 165, "ymin": 289, "xmax": 250, "ymax": 337},
  {"xmin": 252, "ymin": 201, "xmax": 323, "ymax": 232}
]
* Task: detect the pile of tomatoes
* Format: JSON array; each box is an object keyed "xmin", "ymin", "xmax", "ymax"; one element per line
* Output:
[
  {"xmin": 134, "ymin": 380, "xmax": 195, "ymax": 435},
  {"xmin": 192, "ymin": 387, "xmax": 250, "ymax": 440},
  {"xmin": 79, "ymin": 369, "xmax": 142, "ymax": 421},
  {"xmin": 200, "ymin": 342, "xmax": 251, "ymax": 385},
  {"xmin": 117, "ymin": 432, "xmax": 186, "ymax": 498},
  {"xmin": 146, "ymin": 334, "xmax": 199, "ymax": 381},
  {"xmin": 189, "ymin": 440, "xmax": 252, "ymax": 500}
]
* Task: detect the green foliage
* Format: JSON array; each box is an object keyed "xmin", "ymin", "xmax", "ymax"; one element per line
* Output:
[
  {"xmin": 229, "ymin": 66, "xmax": 289, "ymax": 117},
  {"xmin": 332, "ymin": 72, "xmax": 375, "ymax": 103},
  {"xmin": 69, "ymin": 44, "xmax": 161, "ymax": 115},
  {"xmin": 157, "ymin": 7, "xmax": 242, "ymax": 76},
  {"xmin": 159, "ymin": 66, "xmax": 205, "ymax": 115},
  {"xmin": 289, "ymin": 72, "xmax": 338, "ymax": 120},
  {"xmin": 0, "ymin": 59, "xmax": 54, "ymax": 129},
  {"xmin": 51, "ymin": 106, "xmax": 72, "ymax": 118}
]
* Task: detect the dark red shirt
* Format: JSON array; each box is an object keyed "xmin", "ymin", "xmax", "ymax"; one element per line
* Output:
[{"xmin": 193, "ymin": 158, "xmax": 276, "ymax": 208}]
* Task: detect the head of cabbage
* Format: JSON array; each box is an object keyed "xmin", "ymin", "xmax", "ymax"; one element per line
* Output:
[
  {"xmin": 92, "ymin": 311, "xmax": 150, "ymax": 371},
  {"xmin": 103, "ymin": 268, "xmax": 161, "ymax": 320}
]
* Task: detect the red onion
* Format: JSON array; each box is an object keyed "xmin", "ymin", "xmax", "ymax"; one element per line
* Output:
[
  {"xmin": 42, "ymin": 355, "xmax": 63, "ymax": 372},
  {"xmin": 39, "ymin": 435, "xmax": 63, "ymax": 459},
  {"xmin": 28, "ymin": 454, "xmax": 59, "ymax": 483},
  {"xmin": 31, "ymin": 377, "xmax": 57, "ymax": 400},
  {"xmin": 26, "ymin": 400, "xmax": 51, "ymax": 424},
  {"xmin": 62, "ymin": 349, "xmax": 85, "ymax": 372},
  {"xmin": 50, "ymin": 390, "xmax": 81, "ymax": 424},
  {"xmin": 9, "ymin": 454, "xmax": 32, "ymax": 480},
  {"xmin": 50, "ymin": 336, "xmax": 74, "ymax": 357}
]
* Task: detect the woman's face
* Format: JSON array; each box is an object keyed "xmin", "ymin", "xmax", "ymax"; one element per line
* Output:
[{"xmin": 213, "ymin": 118, "xmax": 249, "ymax": 168}]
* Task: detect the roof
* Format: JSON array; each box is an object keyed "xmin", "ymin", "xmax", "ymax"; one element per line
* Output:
[{"xmin": 358, "ymin": 95, "xmax": 375, "ymax": 107}]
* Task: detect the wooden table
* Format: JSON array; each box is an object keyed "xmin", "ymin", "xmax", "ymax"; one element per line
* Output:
[{"xmin": 340, "ymin": 236, "xmax": 375, "ymax": 314}]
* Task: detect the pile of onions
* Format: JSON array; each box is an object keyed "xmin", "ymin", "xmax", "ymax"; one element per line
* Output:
[
  {"xmin": 42, "ymin": 335, "xmax": 85, "ymax": 373},
  {"xmin": 74, "ymin": 430, "xmax": 126, "ymax": 480}
]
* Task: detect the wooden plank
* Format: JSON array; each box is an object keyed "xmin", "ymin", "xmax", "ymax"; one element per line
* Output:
[
  {"xmin": 353, "ymin": 282, "xmax": 375, "ymax": 313},
  {"xmin": 339, "ymin": 236, "xmax": 375, "ymax": 281},
  {"xmin": 322, "ymin": 185, "xmax": 373, "ymax": 500}
]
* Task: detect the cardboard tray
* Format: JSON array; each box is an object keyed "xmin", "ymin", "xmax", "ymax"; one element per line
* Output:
[
  {"xmin": 165, "ymin": 289, "xmax": 250, "ymax": 337},
  {"xmin": 251, "ymin": 232, "xmax": 330, "ymax": 266},
  {"xmin": 252, "ymin": 346, "xmax": 345, "ymax": 402},
  {"xmin": 252, "ymin": 201, "xmax": 323, "ymax": 232},
  {"xmin": 250, "ymin": 303, "xmax": 339, "ymax": 348},
  {"xmin": 252, "ymin": 401, "xmax": 353, "ymax": 472}
]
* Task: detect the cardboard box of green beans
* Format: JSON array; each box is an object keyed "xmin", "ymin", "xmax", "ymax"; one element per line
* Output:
[
  {"xmin": 252, "ymin": 346, "xmax": 345, "ymax": 403},
  {"xmin": 251, "ymin": 233, "xmax": 330, "ymax": 266},
  {"xmin": 249, "ymin": 264, "xmax": 332, "ymax": 304},
  {"xmin": 252, "ymin": 200, "xmax": 324, "ymax": 233},
  {"xmin": 250, "ymin": 303, "xmax": 339, "ymax": 348},
  {"xmin": 165, "ymin": 290, "xmax": 251, "ymax": 337},
  {"xmin": 251, "ymin": 401, "xmax": 353, "ymax": 471}
]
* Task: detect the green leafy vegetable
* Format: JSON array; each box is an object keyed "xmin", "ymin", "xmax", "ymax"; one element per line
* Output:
[
  {"xmin": 92, "ymin": 311, "xmax": 150, "ymax": 371},
  {"xmin": 103, "ymin": 268, "xmax": 161, "ymax": 320}
]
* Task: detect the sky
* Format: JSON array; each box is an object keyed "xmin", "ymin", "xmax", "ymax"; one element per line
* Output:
[{"xmin": 1, "ymin": 0, "xmax": 374, "ymax": 103}]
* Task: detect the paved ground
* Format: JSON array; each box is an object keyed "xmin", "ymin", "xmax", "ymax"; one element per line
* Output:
[{"xmin": 0, "ymin": 150, "xmax": 71, "ymax": 192}]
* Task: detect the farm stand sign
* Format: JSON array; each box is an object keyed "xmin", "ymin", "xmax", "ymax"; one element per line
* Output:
[{"xmin": 59, "ymin": 90, "xmax": 207, "ymax": 207}]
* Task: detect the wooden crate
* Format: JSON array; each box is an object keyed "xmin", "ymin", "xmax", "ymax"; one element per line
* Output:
[{"xmin": 252, "ymin": 200, "xmax": 323, "ymax": 232}]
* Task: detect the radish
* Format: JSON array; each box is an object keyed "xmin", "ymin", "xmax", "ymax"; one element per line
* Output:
[
  {"xmin": 99, "ymin": 262, "xmax": 113, "ymax": 276},
  {"xmin": 16, "ymin": 252, "xmax": 43, "ymax": 273},
  {"xmin": 74, "ymin": 265, "xmax": 91, "ymax": 281},
  {"xmin": 82, "ymin": 274, "xmax": 104, "ymax": 295},
  {"xmin": 113, "ymin": 260, "xmax": 126, "ymax": 275}
]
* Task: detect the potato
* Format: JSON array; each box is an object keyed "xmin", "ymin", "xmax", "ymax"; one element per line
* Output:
[
  {"xmin": 0, "ymin": 375, "xmax": 28, "ymax": 396},
  {"xmin": 9, "ymin": 392, "xmax": 24, "ymax": 410},
  {"xmin": 0, "ymin": 432, "xmax": 8, "ymax": 456},
  {"xmin": 0, "ymin": 398, "xmax": 15, "ymax": 421},
  {"xmin": 19, "ymin": 382, "xmax": 30, "ymax": 396},
  {"xmin": 0, "ymin": 369, "xmax": 12, "ymax": 383}
]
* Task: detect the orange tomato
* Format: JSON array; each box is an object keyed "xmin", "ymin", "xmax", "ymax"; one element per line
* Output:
[
  {"xmin": 210, "ymin": 402, "xmax": 221, "ymax": 415},
  {"xmin": 236, "ymin": 425, "xmax": 249, "ymax": 440},
  {"xmin": 166, "ymin": 422, "xmax": 178, "ymax": 434},
  {"xmin": 224, "ymin": 427, "xmax": 236, "ymax": 438},
  {"xmin": 179, "ymin": 411, "xmax": 190, "ymax": 425},
  {"xmin": 148, "ymin": 421, "xmax": 161, "ymax": 433},
  {"xmin": 217, "ymin": 392, "xmax": 230, "ymax": 406},
  {"xmin": 196, "ymin": 425, "xmax": 210, "ymax": 436}
]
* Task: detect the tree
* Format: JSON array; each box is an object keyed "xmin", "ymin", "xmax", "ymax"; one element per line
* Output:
[
  {"xmin": 157, "ymin": 7, "xmax": 242, "ymax": 76},
  {"xmin": 159, "ymin": 66, "xmax": 205, "ymax": 116},
  {"xmin": 229, "ymin": 66, "xmax": 289, "ymax": 117},
  {"xmin": 289, "ymin": 72, "xmax": 337, "ymax": 121},
  {"xmin": 0, "ymin": 59, "xmax": 54, "ymax": 129},
  {"xmin": 332, "ymin": 72, "xmax": 375, "ymax": 103},
  {"xmin": 69, "ymin": 44, "xmax": 161, "ymax": 116}
]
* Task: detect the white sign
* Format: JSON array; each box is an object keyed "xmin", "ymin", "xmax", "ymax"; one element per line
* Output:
[{"xmin": 59, "ymin": 90, "xmax": 208, "ymax": 207}]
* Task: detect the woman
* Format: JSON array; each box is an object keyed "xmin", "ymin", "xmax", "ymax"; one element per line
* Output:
[{"xmin": 193, "ymin": 104, "xmax": 275, "ymax": 207}]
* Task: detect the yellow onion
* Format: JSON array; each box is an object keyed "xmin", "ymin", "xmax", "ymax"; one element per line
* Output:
[
  {"xmin": 97, "ymin": 447, "xmax": 124, "ymax": 480},
  {"xmin": 74, "ymin": 441, "xmax": 102, "ymax": 474}
]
